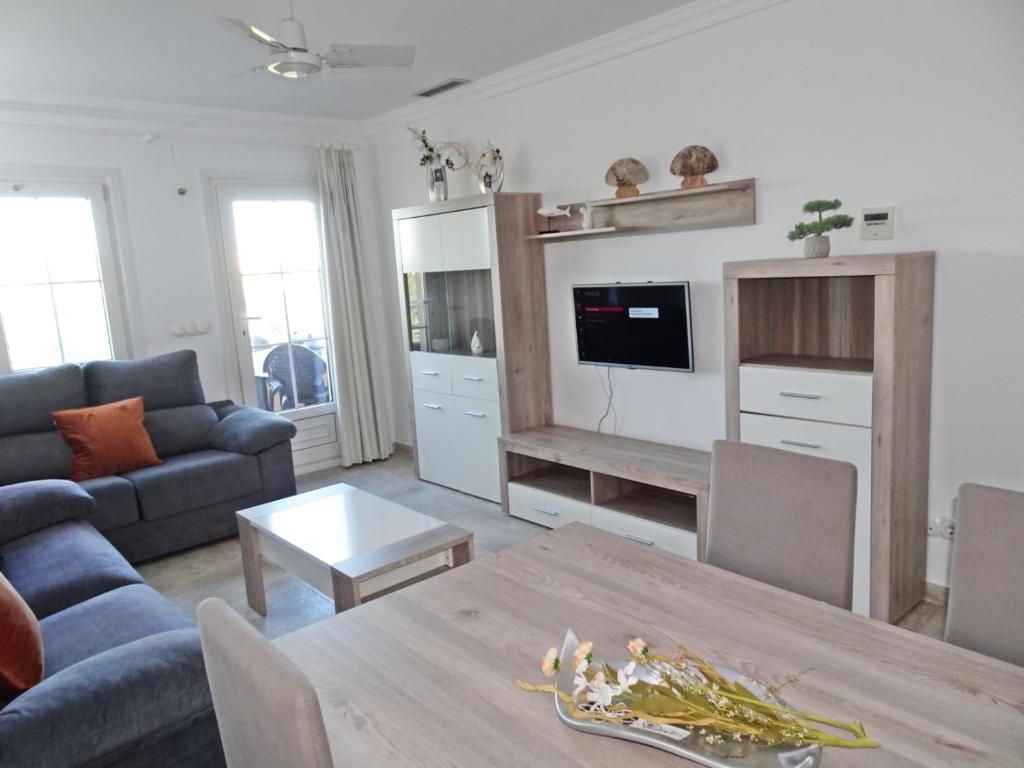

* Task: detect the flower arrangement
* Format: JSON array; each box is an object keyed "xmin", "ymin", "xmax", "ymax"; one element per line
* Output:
[
  {"xmin": 521, "ymin": 636, "xmax": 877, "ymax": 751},
  {"xmin": 407, "ymin": 127, "xmax": 468, "ymax": 170}
]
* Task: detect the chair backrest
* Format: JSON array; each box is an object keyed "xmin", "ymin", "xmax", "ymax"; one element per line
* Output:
[
  {"xmin": 706, "ymin": 440, "xmax": 857, "ymax": 609},
  {"xmin": 197, "ymin": 598, "xmax": 333, "ymax": 768},
  {"xmin": 945, "ymin": 483, "xmax": 1024, "ymax": 666},
  {"xmin": 263, "ymin": 344, "xmax": 327, "ymax": 406}
]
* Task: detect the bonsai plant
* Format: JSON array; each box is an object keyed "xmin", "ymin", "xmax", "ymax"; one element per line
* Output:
[
  {"xmin": 787, "ymin": 199, "xmax": 855, "ymax": 258},
  {"xmin": 430, "ymin": 327, "xmax": 450, "ymax": 352}
]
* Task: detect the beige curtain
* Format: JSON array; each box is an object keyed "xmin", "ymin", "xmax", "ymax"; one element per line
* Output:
[{"xmin": 317, "ymin": 146, "xmax": 395, "ymax": 466}]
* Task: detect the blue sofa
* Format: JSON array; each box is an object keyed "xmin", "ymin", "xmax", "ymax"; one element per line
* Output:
[
  {"xmin": 0, "ymin": 350, "xmax": 297, "ymax": 563},
  {"xmin": 0, "ymin": 481, "xmax": 225, "ymax": 767}
]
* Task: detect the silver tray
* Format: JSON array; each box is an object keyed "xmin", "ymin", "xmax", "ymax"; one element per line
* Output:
[{"xmin": 554, "ymin": 629, "xmax": 822, "ymax": 768}]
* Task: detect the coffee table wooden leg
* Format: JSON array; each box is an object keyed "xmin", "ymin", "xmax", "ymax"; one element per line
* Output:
[
  {"xmin": 331, "ymin": 569, "xmax": 361, "ymax": 613},
  {"xmin": 238, "ymin": 516, "xmax": 267, "ymax": 617},
  {"xmin": 452, "ymin": 536, "xmax": 474, "ymax": 568}
]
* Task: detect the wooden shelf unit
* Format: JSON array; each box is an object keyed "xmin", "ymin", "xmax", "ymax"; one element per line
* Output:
[
  {"xmin": 499, "ymin": 425, "xmax": 710, "ymax": 560},
  {"xmin": 723, "ymin": 251, "xmax": 935, "ymax": 623},
  {"xmin": 532, "ymin": 178, "xmax": 756, "ymax": 242}
]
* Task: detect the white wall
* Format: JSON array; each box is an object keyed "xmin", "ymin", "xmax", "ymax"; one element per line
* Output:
[
  {"xmin": 369, "ymin": 0, "xmax": 1024, "ymax": 586},
  {"xmin": 0, "ymin": 103, "xmax": 375, "ymax": 407}
]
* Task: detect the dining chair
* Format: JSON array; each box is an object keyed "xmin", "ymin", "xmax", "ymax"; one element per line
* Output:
[
  {"xmin": 944, "ymin": 482, "xmax": 1024, "ymax": 667},
  {"xmin": 705, "ymin": 439, "xmax": 858, "ymax": 609},
  {"xmin": 197, "ymin": 598, "xmax": 333, "ymax": 768}
]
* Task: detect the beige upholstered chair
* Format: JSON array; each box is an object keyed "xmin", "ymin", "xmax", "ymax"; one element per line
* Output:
[
  {"xmin": 944, "ymin": 483, "xmax": 1024, "ymax": 667},
  {"xmin": 197, "ymin": 598, "xmax": 333, "ymax": 768},
  {"xmin": 706, "ymin": 440, "xmax": 858, "ymax": 609}
]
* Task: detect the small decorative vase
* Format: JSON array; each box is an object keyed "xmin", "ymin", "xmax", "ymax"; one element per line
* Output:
[
  {"xmin": 579, "ymin": 201, "xmax": 595, "ymax": 230},
  {"xmin": 470, "ymin": 331, "xmax": 483, "ymax": 355},
  {"xmin": 804, "ymin": 235, "xmax": 831, "ymax": 259},
  {"xmin": 478, "ymin": 166, "xmax": 504, "ymax": 194},
  {"xmin": 427, "ymin": 164, "xmax": 448, "ymax": 202},
  {"xmin": 430, "ymin": 337, "xmax": 450, "ymax": 352}
]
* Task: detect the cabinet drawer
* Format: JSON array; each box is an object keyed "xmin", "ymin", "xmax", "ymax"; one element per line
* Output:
[
  {"xmin": 290, "ymin": 413, "xmax": 338, "ymax": 450},
  {"xmin": 451, "ymin": 356, "xmax": 499, "ymax": 401},
  {"xmin": 740, "ymin": 365, "xmax": 873, "ymax": 427},
  {"xmin": 410, "ymin": 351, "xmax": 452, "ymax": 394},
  {"xmin": 590, "ymin": 507, "xmax": 698, "ymax": 560},
  {"xmin": 448, "ymin": 395, "xmax": 502, "ymax": 502},
  {"xmin": 508, "ymin": 482, "xmax": 594, "ymax": 529}
]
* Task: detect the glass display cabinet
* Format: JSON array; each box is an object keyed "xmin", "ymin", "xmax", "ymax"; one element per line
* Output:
[{"xmin": 404, "ymin": 269, "xmax": 495, "ymax": 357}]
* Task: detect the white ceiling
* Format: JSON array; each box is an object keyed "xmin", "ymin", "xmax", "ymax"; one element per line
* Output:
[{"xmin": 0, "ymin": 0, "xmax": 694, "ymax": 120}]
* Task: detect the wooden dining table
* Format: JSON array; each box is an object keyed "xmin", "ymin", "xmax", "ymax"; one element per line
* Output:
[{"xmin": 275, "ymin": 523, "xmax": 1024, "ymax": 767}]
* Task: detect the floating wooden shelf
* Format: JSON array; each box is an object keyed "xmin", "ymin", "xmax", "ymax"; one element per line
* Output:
[{"xmin": 530, "ymin": 178, "xmax": 755, "ymax": 243}]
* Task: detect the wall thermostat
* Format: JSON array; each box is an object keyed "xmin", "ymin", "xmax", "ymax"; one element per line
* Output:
[{"xmin": 861, "ymin": 206, "xmax": 894, "ymax": 240}]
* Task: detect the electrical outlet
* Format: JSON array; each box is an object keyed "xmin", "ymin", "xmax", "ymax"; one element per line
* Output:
[
  {"xmin": 927, "ymin": 517, "xmax": 941, "ymax": 536},
  {"xmin": 940, "ymin": 518, "xmax": 956, "ymax": 540}
]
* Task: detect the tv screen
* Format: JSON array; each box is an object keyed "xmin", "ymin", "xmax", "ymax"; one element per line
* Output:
[{"xmin": 573, "ymin": 282, "xmax": 694, "ymax": 372}]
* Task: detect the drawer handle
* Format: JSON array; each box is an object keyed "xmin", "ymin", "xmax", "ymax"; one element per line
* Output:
[
  {"xmin": 780, "ymin": 439, "xmax": 822, "ymax": 450},
  {"xmin": 422, "ymin": 403, "xmax": 443, "ymax": 410},
  {"xmin": 461, "ymin": 375, "xmax": 484, "ymax": 381},
  {"xmin": 534, "ymin": 506, "xmax": 560, "ymax": 517},
  {"xmin": 463, "ymin": 410, "xmax": 486, "ymax": 418},
  {"xmin": 419, "ymin": 370, "xmax": 441, "ymax": 376},
  {"xmin": 779, "ymin": 390, "xmax": 822, "ymax": 400},
  {"xmin": 624, "ymin": 533, "xmax": 655, "ymax": 546}
]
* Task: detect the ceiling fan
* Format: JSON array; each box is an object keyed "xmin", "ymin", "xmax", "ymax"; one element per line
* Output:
[{"xmin": 218, "ymin": 2, "xmax": 415, "ymax": 80}]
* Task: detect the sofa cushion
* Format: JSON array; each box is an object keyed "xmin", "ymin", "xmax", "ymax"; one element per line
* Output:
[
  {"xmin": 0, "ymin": 572, "xmax": 43, "ymax": 697},
  {"xmin": 78, "ymin": 476, "xmax": 140, "ymax": 532},
  {"xmin": 124, "ymin": 449, "xmax": 261, "ymax": 522},
  {"xmin": 52, "ymin": 397, "xmax": 162, "ymax": 481},
  {"xmin": 0, "ymin": 364, "xmax": 86, "ymax": 437},
  {"xmin": 0, "ymin": 521, "xmax": 143, "ymax": 619},
  {"xmin": 0, "ymin": 480, "xmax": 96, "ymax": 547},
  {"xmin": 40, "ymin": 584, "xmax": 192, "ymax": 677},
  {"xmin": 0, "ymin": 433, "xmax": 72, "ymax": 487},
  {"xmin": 84, "ymin": 350, "xmax": 205, "ymax": 410},
  {"xmin": 144, "ymin": 404, "xmax": 218, "ymax": 458}
]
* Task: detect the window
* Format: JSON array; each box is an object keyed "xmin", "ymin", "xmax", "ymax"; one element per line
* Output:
[
  {"xmin": 0, "ymin": 182, "xmax": 126, "ymax": 372},
  {"xmin": 217, "ymin": 186, "xmax": 334, "ymax": 415}
]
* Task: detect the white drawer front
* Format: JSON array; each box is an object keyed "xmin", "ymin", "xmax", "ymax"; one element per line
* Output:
[
  {"xmin": 451, "ymin": 356, "xmax": 499, "ymax": 402},
  {"xmin": 447, "ymin": 395, "xmax": 502, "ymax": 502},
  {"xmin": 410, "ymin": 351, "xmax": 452, "ymax": 394},
  {"xmin": 290, "ymin": 413, "xmax": 338, "ymax": 451},
  {"xmin": 591, "ymin": 507, "xmax": 698, "ymax": 561},
  {"xmin": 740, "ymin": 365, "xmax": 873, "ymax": 427},
  {"xmin": 740, "ymin": 412, "xmax": 873, "ymax": 616},
  {"xmin": 508, "ymin": 482, "xmax": 594, "ymax": 529}
]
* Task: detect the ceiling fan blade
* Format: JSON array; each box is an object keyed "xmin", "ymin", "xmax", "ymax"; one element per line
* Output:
[
  {"xmin": 323, "ymin": 44, "xmax": 416, "ymax": 69},
  {"xmin": 216, "ymin": 17, "xmax": 287, "ymax": 51}
]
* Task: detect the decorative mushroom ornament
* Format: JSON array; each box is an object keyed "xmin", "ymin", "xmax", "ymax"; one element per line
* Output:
[
  {"xmin": 670, "ymin": 145, "xmax": 719, "ymax": 189},
  {"xmin": 604, "ymin": 157, "xmax": 649, "ymax": 198}
]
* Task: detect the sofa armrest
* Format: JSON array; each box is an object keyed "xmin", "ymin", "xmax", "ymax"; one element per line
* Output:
[
  {"xmin": 0, "ymin": 629, "xmax": 214, "ymax": 768},
  {"xmin": 0, "ymin": 480, "xmax": 96, "ymax": 546},
  {"xmin": 208, "ymin": 405, "xmax": 297, "ymax": 455}
]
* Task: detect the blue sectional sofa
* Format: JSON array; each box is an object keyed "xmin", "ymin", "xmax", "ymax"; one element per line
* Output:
[
  {"xmin": 0, "ymin": 481, "xmax": 225, "ymax": 767},
  {"xmin": 0, "ymin": 350, "xmax": 297, "ymax": 563}
]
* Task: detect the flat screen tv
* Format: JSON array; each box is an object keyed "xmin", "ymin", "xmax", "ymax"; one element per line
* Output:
[{"xmin": 573, "ymin": 282, "xmax": 694, "ymax": 372}]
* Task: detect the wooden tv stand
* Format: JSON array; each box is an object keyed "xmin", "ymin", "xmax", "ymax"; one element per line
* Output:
[{"xmin": 499, "ymin": 425, "xmax": 710, "ymax": 561}]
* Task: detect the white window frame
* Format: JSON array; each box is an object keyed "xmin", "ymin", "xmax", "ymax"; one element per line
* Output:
[
  {"xmin": 211, "ymin": 180, "xmax": 337, "ymax": 422},
  {"xmin": 0, "ymin": 179, "xmax": 131, "ymax": 373}
]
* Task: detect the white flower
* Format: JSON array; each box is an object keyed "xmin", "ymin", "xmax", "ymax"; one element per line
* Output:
[
  {"xmin": 585, "ymin": 670, "xmax": 616, "ymax": 707},
  {"xmin": 616, "ymin": 661, "xmax": 638, "ymax": 694},
  {"xmin": 573, "ymin": 660, "xmax": 590, "ymax": 697}
]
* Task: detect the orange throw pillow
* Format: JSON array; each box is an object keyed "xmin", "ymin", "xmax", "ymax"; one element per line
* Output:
[
  {"xmin": 0, "ymin": 572, "xmax": 43, "ymax": 697},
  {"xmin": 52, "ymin": 396, "xmax": 161, "ymax": 481}
]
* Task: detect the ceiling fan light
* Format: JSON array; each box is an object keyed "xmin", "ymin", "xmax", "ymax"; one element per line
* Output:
[{"xmin": 267, "ymin": 50, "xmax": 321, "ymax": 79}]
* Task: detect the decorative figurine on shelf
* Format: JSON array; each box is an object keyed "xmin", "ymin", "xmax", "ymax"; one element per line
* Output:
[
  {"xmin": 604, "ymin": 157, "xmax": 649, "ymax": 198},
  {"xmin": 409, "ymin": 127, "xmax": 468, "ymax": 202},
  {"xmin": 787, "ymin": 198, "xmax": 855, "ymax": 258},
  {"xmin": 537, "ymin": 204, "xmax": 571, "ymax": 218},
  {"xmin": 470, "ymin": 331, "xmax": 483, "ymax": 355},
  {"xmin": 472, "ymin": 142, "xmax": 504, "ymax": 193},
  {"xmin": 669, "ymin": 145, "xmax": 719, "ymax": 189},
  {"xmin": 579, "ymin": 201, "xmax": 595, "ymax": 230}
]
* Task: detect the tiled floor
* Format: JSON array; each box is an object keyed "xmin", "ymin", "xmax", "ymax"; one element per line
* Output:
[{"xmin": 139, "ymin": 451, "xmax": 946, "ymax": 640}]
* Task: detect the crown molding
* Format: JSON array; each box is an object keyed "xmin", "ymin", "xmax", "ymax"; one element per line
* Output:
[
  {"xmin": 362, "ymin": 0, "xmax": 792, "ymax": 135},
  {"xmin": 0, "ymin": 91, "xmax": 369, "ymax": 147}
]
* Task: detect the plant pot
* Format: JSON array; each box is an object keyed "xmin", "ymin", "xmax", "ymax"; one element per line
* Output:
[
  {"xmin": 430, "ymin": 338, "xmax": 450, "ymax": 352},
  {"xmin": 427, "ymin": 164, "xmax": 448, "ymax": 202},
  {"xmin": 804, "ymin": 235, "xmax": 831, "ymax": 259}
]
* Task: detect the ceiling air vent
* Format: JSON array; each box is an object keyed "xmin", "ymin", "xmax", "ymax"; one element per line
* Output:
[{"xmin": 413, "ymin": 78, "xmax": 470, "ymax": 98}]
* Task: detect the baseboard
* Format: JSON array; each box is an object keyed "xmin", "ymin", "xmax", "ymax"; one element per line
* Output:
[
  {"xmin": 393, "ymin": 441, "xmax": 413, "ymax": 454},
  {"xmin": 294, "ymin": 456, "xmax": 346, "ymax": 476},
  {"xmin": 925, "ymin": 581, "xmax": 949, "ymax": 606}
]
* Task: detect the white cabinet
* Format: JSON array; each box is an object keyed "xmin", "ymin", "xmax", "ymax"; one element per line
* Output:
[
  {"xmin": 409, "ymin": 351, "xmax": 452, "ymax": 394},
  {"xmin": 739, "ymin": 365, "xmax": 873, "ymax": 427},
  {"xmin": 398, "ymin": 216, "xmax": 443, "ymax": 272},
  {"xmin": 451, "ymin": 356, "xmax": 499, "ymax": 401},
  {"xmin": 412, "ymin": 392, "xmax": 458, "ymax": 493},
  {"xmin": 439, "ymin": 208, "xmax": 491, "ymax": 271}
]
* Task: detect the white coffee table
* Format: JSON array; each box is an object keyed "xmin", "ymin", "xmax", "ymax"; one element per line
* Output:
[{"xmin": 237, "ymin": 483, "xmax": 474, "ymax": 615}]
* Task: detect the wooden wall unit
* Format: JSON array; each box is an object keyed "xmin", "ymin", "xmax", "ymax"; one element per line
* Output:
[
  {"xmin": 393, "ymin": 193, "xmax": 551, "ymax": 502},
  {"xmin": 723, "ymin": 252, "xmax": 935, "ymax": 623}
]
